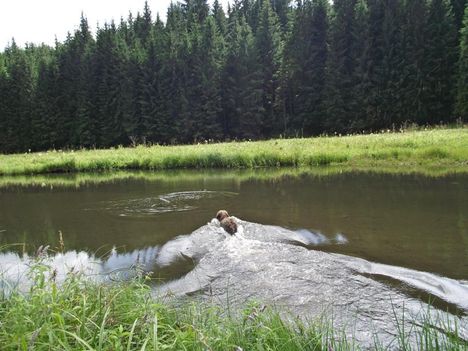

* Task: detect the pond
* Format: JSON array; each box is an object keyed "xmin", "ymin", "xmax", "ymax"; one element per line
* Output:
[
  {"xmin": 1, "ymin": 170, "xmax": 468, "ymax": 347},
  {"xmin": 1, "ymin": 169, "xmax": 467, "ymax": 279}
]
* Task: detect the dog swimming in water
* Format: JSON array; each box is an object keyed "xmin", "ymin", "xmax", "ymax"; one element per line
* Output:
[{"xmin": 216, "ymin": 210, "xmax": 238, "ymax": 235}]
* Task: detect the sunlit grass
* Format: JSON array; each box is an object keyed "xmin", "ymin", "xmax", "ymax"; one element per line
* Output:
[{"xmin": 0, "ymin": 128, "xmax": 467, "ymax": 176}]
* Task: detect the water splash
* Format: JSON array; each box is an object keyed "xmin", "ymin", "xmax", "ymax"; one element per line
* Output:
[
  {"xmin": 155, "ymin": 220, "xmax": 468, "ymax": 348},
  {"xmin": 335, "ymin": 233, "xmax": 349, "ymax": 244},
  {"xmin": 293, "ymin": 229, "xmax": 330, "ymax": 245}
]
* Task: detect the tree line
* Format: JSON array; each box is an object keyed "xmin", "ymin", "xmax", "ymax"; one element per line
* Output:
[{"xmin": 0, "ymin": 0, "xmax": 467, "ymax": 153}]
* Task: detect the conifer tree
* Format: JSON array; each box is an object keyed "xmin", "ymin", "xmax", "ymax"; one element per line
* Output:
[
  {"xmin": 0, "ymin": 52, "xmax": 9, "ymax": 152},
  {"xmin": 240, "ymin": 0, "xmax": 261, "ymax": 33},
  {"xmin": 350, "ymin": 0, "xmax": 371, "ymax": 130},
  {"xmin": 31, "ymin": 53, "xmax": 60, "ymax": 150},
  {"xmin": 362, "ymin": 0, "xmax": 405, "ymax": 129},
  {"xmin": 324, "ymin": 0, "xmax": 358, "ymax": 132},
  {"xmin": 451, "ymin": 0, "xmax": 467, "ymax": 31},
  {"xmin": 55, "ymin": 15, "xmax": 95, "ymax": 148},
  {"xmin": 162, "ymin": 3, "xmax": 192, "ymax": 143},
  {"xmin": 423, "ymin": 0, "xmax": 458, "ymax": 123},
  {"xmin": 400, "ymin": 0, "xmax": 428, "ymax": 123},
  {"xmin": 189, "ymin": 17, "xmax": 224, "ymax": 141},
  {"xmin": 133, "ymin": 1, "xmax": 153, "ymax": 48},
  {"xmin": 1, "ymin": 40, "xmax": 34, "ymax": 152},
  {"xmin": 183, "ymin": 0, "xmax": 210, "ymax": 26},
  {"xmin": 93, "ymin": 22, "xmax": 132, "ymax": 146},
  {"xmin": 221, "ymin": 14, "xmax": 261, "ymax": 139},
  {"xmin": 255, "ymin": 0, "xmax": 283, "ymax": 137},
  {"xmin": 284, "ymin": 0, "xmax": 328, "ymax": 135},
  {"xmin": 212, "ymin": 0, "xmax": 228, "ymax": 35},
  {"xmin": 456, "ymin": 5, "xmax": 468, "ymax": 120},
  {"xmin": 138, "ymin": 15, "xmax": 167, "ymax": 144},
  {"xmin": 271, "ymin": 0, "xmax": 291, "ymax": 31},
  {"xmin": 127, "ymin": 38, "xmax": 149, "ymax": 144}
]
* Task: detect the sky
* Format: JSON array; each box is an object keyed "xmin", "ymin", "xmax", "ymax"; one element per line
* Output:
[{"xmin": 0, "ymin": 0, "xmax": 231, "ymax": 49}]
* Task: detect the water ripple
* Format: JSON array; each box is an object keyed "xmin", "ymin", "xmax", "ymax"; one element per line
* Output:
[{"xmin": 92, "ymin": 190, "xmax": 238, "ymax": 217}]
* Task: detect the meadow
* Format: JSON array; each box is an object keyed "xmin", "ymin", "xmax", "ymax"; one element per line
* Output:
[{"xmin": 0, "ymin": 128, "xmax": 467, "ymax": 176}]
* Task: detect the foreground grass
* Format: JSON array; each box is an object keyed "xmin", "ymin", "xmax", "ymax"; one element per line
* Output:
[
  {"xmin": 0, "ymin": 267, "xmax": 466, "ymax": 350},
  {"xmin": 0, "ymin": 270, "xmax": 336, "ymax": 351},
  {"xmin": 0, "ymin": 128, "xmax": 467, "ymax": 176}
]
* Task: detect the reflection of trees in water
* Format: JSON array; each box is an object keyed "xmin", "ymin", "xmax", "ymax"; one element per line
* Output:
[{"xmin": 0, "ymin": 246, "xmax": 160, "ymax": 293}]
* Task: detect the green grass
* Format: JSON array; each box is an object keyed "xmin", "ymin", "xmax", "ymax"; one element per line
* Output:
[
  {"xmin": 0, "ymin": 128, "xmax": 467, "ymax": 176},
  {"xmin": 0, "ymin": 261, "xmax": 466, "ymax": 350},
  {"xmin": 0, "ymin": 266, "xmax": 337, "ymax": 350}
]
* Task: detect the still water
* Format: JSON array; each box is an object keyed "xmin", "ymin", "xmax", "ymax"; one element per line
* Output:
[{"xmin": 1, "ymin": 170, "xmax": 466, "ymax": 280}]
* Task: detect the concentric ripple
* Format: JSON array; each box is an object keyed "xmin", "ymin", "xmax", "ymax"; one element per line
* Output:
[{"xmin": 94, "ymin": 190, "xmax": 238, "ymax": 217}]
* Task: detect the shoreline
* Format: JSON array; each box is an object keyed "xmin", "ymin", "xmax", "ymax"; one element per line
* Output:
[
  {"xmin": 0, "ymin": 166, "xmax": 467, "ymax": 190},
  {"xmin": 0, "ymin": 128, "xmax": 467, "ymax": 177}
]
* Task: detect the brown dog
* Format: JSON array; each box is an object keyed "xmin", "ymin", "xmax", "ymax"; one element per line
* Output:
[{"xmin": 216, "ymin": 210, "xmax": 237, "ymax": 235}]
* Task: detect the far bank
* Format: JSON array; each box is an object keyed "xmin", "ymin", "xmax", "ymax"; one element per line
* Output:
[{"xmin": 0, "ymin": 128, "xmax": 467, "ymax": 176}]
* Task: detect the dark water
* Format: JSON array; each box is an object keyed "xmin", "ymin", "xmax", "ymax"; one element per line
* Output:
[{"xmin": 0, "ymin": 170, "xmax": 467, "ymax": 280}]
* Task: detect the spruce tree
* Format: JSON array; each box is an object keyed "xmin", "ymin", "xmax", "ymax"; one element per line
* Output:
[
  {"xmin": 271, "ymin": 0, "xmax": 292, "ymax": 31},
  {"xmin": 138, "ymin": 15, "xmax": 166, "ymax": 144},
  {"xmin": 363, "ymin": 0, "xmax": 405, "ymax": 130},
  {"xmin": 255, "ymin": 0, "xmax": 283, "ymax": 137},
  {"xmin": 55, "ymin": 15, "xmax": 95, "ymax": 148},
  {"xmin": 423, "ymin": 0, "xmax": 458, "ymax": 123},
  {"xmin": 0, "ymin": 52, "xmax": 8, "ymax": 152},
  {"xmin": 221, "ymin": 14, "xmax": 261, "ymax": 139},
  {"xmin": 1, "ymin": 40, "xmax": 34, "ymax": 152},
  {"xmin": 284, "ymin": 0, "xmax": 328, "ymax": 135},
  {"xmin": 31, "ymin": 53, "xmax": 60, "ymax": 150},
  {"xmin": 350, "ymin": 0, "xmax": 371, "ymax": 131},
  {"xmin": 400, "ymin": 0, "xmax": 428, "ymax": 124},
  {"xmin": 93, "ymin": 22, "xmax": 132, "ymax": 147},
  {"xmin": 212, "ymin": 0, "xmax": 228, "ymax": 35},
  {"xmin": 456, "ymin": 5, "xmax": 468, "ymax": 120},
  {"xmin": 133, "ymin": 1, "xmax": 153, "ymax": 48},
  {"xmin": 161, "ymin": 3, "xmax": 192, "ymax": 143},
  {"xmin": 183, "ymin": 0, "xmax": 210, "ymax": 26},
  {"xmin": 324, "ymin": 0, "xmax": 358, "ymax": 133},
  {"xmin": 189, "ymin": 17, "xmax": 224, "ymax": 141},
  {"xmin": 451, "ymin": 0, "xmax": 468, "ymax": 31}
]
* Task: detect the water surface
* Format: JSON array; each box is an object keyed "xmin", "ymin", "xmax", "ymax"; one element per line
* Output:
[{"xmin": 1, "ymin": 170, "xmax": 466, "ymax": 280}]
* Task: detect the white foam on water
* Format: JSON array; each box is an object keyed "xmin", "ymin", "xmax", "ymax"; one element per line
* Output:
[
  {"xmin": 335, "ymin": 233, "xmax": 349, "ymax": 244},
  {"xmin": 346, "ymin": 258, "xmax": 468, "ymax": 311},
  {"xmin": 294, "ymin": 229, "xmax": 330, "ymax": 245}
]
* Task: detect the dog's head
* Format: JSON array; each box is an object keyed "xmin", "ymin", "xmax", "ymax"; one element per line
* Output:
[{"xmin": 216, "ymin": 210, "xmax": 229, "ymax": 222}]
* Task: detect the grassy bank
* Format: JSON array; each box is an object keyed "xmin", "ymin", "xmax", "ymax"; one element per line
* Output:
[
  {"xmin": 0, "ymin": 268, "xmax": 466, "ymax": 351},
  {"xmin": 0, "ymin": 128, "xmax": 467, "ymax": 176}
]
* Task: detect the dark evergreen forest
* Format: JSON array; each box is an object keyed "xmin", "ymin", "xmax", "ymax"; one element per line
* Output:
[{"xmin": 0, "ymin": 0, "xmax": 467, "ymax": 153}]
